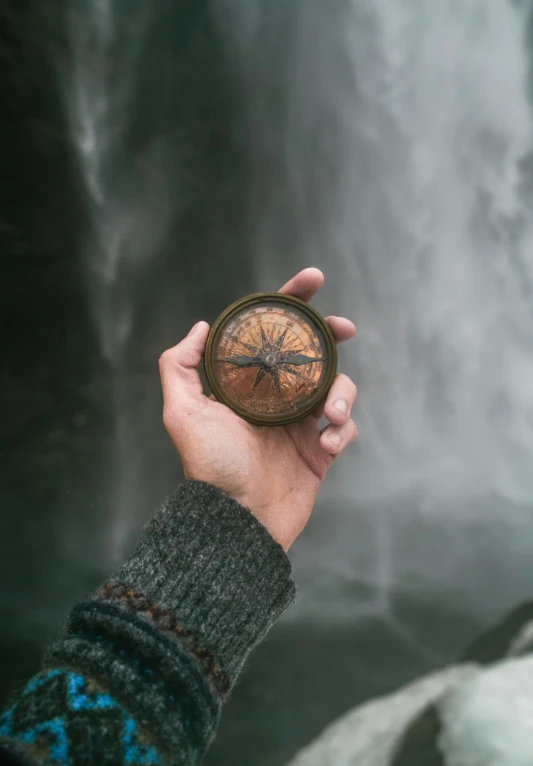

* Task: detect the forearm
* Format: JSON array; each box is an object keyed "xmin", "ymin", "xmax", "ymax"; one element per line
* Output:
[{"xmin": 0, "ymin": 481, "xmax": 295, "ymax": 765}]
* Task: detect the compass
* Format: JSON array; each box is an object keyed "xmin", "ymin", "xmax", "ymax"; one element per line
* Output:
[{"xmin": 204, "ymin": 293, "xmax": 337, "ymax": 426}]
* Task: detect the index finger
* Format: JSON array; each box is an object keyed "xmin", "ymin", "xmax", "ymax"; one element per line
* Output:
[{"xmin": 278, "ymin": 267, "xmax": 324, "ymax": 302}]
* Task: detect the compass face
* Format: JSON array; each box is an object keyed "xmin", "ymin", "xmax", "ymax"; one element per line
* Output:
[{"xmin": 204, "ymin": 293, "xmax": 337, "ymax": 425}]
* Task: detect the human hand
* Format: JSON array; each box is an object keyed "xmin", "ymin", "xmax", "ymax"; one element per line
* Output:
[{"xmin": 159, "ymin": 268, "xmax": 357, "ymax": 551}]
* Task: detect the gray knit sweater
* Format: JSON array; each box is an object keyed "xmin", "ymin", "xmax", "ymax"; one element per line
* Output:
[{"xmin": 0, "ymin": 480, "xmax": 296, "ymax": 765}]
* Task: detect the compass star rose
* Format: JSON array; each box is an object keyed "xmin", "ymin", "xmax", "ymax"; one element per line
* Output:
[{"xmin": 216, "ymin": 323, "xmax": 325, "ymax": 394}]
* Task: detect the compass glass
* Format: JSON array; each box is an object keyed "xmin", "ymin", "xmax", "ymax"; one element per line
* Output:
[{"xmin": 205, "ymin": 295, "xmax": 337, "ymax": 425}]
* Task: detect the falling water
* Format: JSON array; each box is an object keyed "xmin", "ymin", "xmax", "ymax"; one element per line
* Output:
[
  {"xmin": 56, "ymin": 0, "xmax": 533, "ymax": 636},
  {"xmin": 64, "ymin": 0, "xmax": 186, "ymax": 358},
  {"xmin": 217, "ymin": 0, "xmax": 533, "ymax": 624},
  {"xmin": 60, "ymin": 0, "xmax": 178, "ymax": 563}
]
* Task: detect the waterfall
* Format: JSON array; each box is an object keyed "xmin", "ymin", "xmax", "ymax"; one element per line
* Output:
[
  {"xmin": 217, "ymin": 0, "xmax": 533, "ymax": 623},
  {"xmin": 63, "ymin": 0, "xmax": 176, "ymax": 362},
  {"xmin": 56, "ymin": 0, "xmax": 533, "ymax": 628},
  {"xmin": 60, "ymin": 0, "xmax": 178, "ymax": 563}
]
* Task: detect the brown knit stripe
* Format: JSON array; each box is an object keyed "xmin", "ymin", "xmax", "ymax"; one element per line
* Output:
[{"xmin": 97, "ymin": 582, "xmax": 230, "ymax": 698}]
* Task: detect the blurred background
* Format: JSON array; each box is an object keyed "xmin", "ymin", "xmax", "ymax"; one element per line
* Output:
[{"xmin": 2, "ymin": 1, "xmax": 533, "ymax": 764}]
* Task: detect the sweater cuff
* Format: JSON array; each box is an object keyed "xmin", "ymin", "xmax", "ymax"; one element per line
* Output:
[{"xmin": 98, "ymin": 480, "xmax": 296, "ymax": 687}]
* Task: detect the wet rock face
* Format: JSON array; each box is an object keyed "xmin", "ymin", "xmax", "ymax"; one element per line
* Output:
[
  {"xmin": 284, "ymin": 603, "xmax": 533, "ymax": 766},
  {"xmin": 438, "ymin": 655, "xmax": 533, "ymax": 766},
  {"xmin": 285, "ymin": 666, "xmax": 478, "ymax": 766},
  {"xmin": 285, "ymin": 658, "xmax": 533, "ymax": 766}
]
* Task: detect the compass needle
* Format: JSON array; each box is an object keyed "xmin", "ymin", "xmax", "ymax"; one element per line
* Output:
[
  {"xmin": 283, "ymin": 354, "xmax": 325, "ymax": 366},
  {"xmin": 216, "ymin": 355, "xmax": 262, "ymax": 367}
]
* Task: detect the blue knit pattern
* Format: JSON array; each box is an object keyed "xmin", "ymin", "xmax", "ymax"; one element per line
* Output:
[{"xmin": 0, "ymin": 668, "xmax": 162, "ymax": 765}]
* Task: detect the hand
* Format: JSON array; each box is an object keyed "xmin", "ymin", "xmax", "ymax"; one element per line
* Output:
[{"xmin": 159, "ymin": 268, "xmax": 358, "ymax": 551}]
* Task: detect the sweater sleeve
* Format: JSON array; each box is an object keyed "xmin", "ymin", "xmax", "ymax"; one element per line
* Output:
[{"xmin": 0, "ymin": 481, "xmax": 296, "ymax": 766}]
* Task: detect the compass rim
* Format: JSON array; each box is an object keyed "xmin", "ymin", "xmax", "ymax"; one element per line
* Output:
[{"xmin": 204, "ymin": 292, "xmax": 338, "ymax": 426}]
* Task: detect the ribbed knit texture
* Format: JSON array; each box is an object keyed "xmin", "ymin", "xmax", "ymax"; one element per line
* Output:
[
  {"xmin": 0, "ymin": 481, "xmax": 296, "ymax": 765},
  {"xmin": 109, "ymin": 480, "xmax": 296, "ymax": 682}
]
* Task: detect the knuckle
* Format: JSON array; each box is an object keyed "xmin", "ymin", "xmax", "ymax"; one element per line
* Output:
[
  {"xmin": 340, "ymin": 373, "xmax": 356, "ymax": 393},
  {"xmin": 336, "ymin": 372, "xmax": 351, "ymax": 387},
  {"xmin": 175, "ymin": 349, "xmax": 197, "ymax": 369},
  {"xmin": 159, "ymin": 350, "xmax": 172, "ymax": 370},
  {"xmin": 335, "ymin": 374, "xmax": 357, "ymax": 399},
  {"xmin": 159, "ymin": 346, "xmax": 197, "ymax": 374},
  {"xmin": 342, "ymin": 380, "xmax": 358, "ymax": 406},
  {"xmin": 162, "ymin": 406, "xmax": 174, "ymax": 431},
  {"xmin": 338, "ymin": 421, "xmax": 357, "ymax": 451}
]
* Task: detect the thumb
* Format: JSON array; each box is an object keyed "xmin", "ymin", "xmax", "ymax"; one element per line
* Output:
[{"xmin": 159, "ymin": 321, "xmax": 211, "ymax": 406}]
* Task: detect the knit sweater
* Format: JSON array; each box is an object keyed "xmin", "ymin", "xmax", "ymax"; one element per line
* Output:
[{"xmin": 0, "ymin": 481, "xmax": 296, "ymax": 765}]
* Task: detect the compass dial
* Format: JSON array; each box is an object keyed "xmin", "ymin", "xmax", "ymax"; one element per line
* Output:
[{"xmin": 204, "ymin": 293, "xmax": 337, "ymax": 426}]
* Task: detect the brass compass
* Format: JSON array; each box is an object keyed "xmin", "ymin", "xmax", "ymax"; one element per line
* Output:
[{"xmin": 204, "ymin": 293, "xmax": 337, "ymax": 426}]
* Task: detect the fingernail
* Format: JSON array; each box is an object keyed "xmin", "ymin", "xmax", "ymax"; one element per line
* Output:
[
  {"xmin": 328, "ymin": 432, "xmax": 341, "ymax": 448},
  {"xmin": 334, "ymin": 399, "xmax": 348, "ymax": 415}
]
